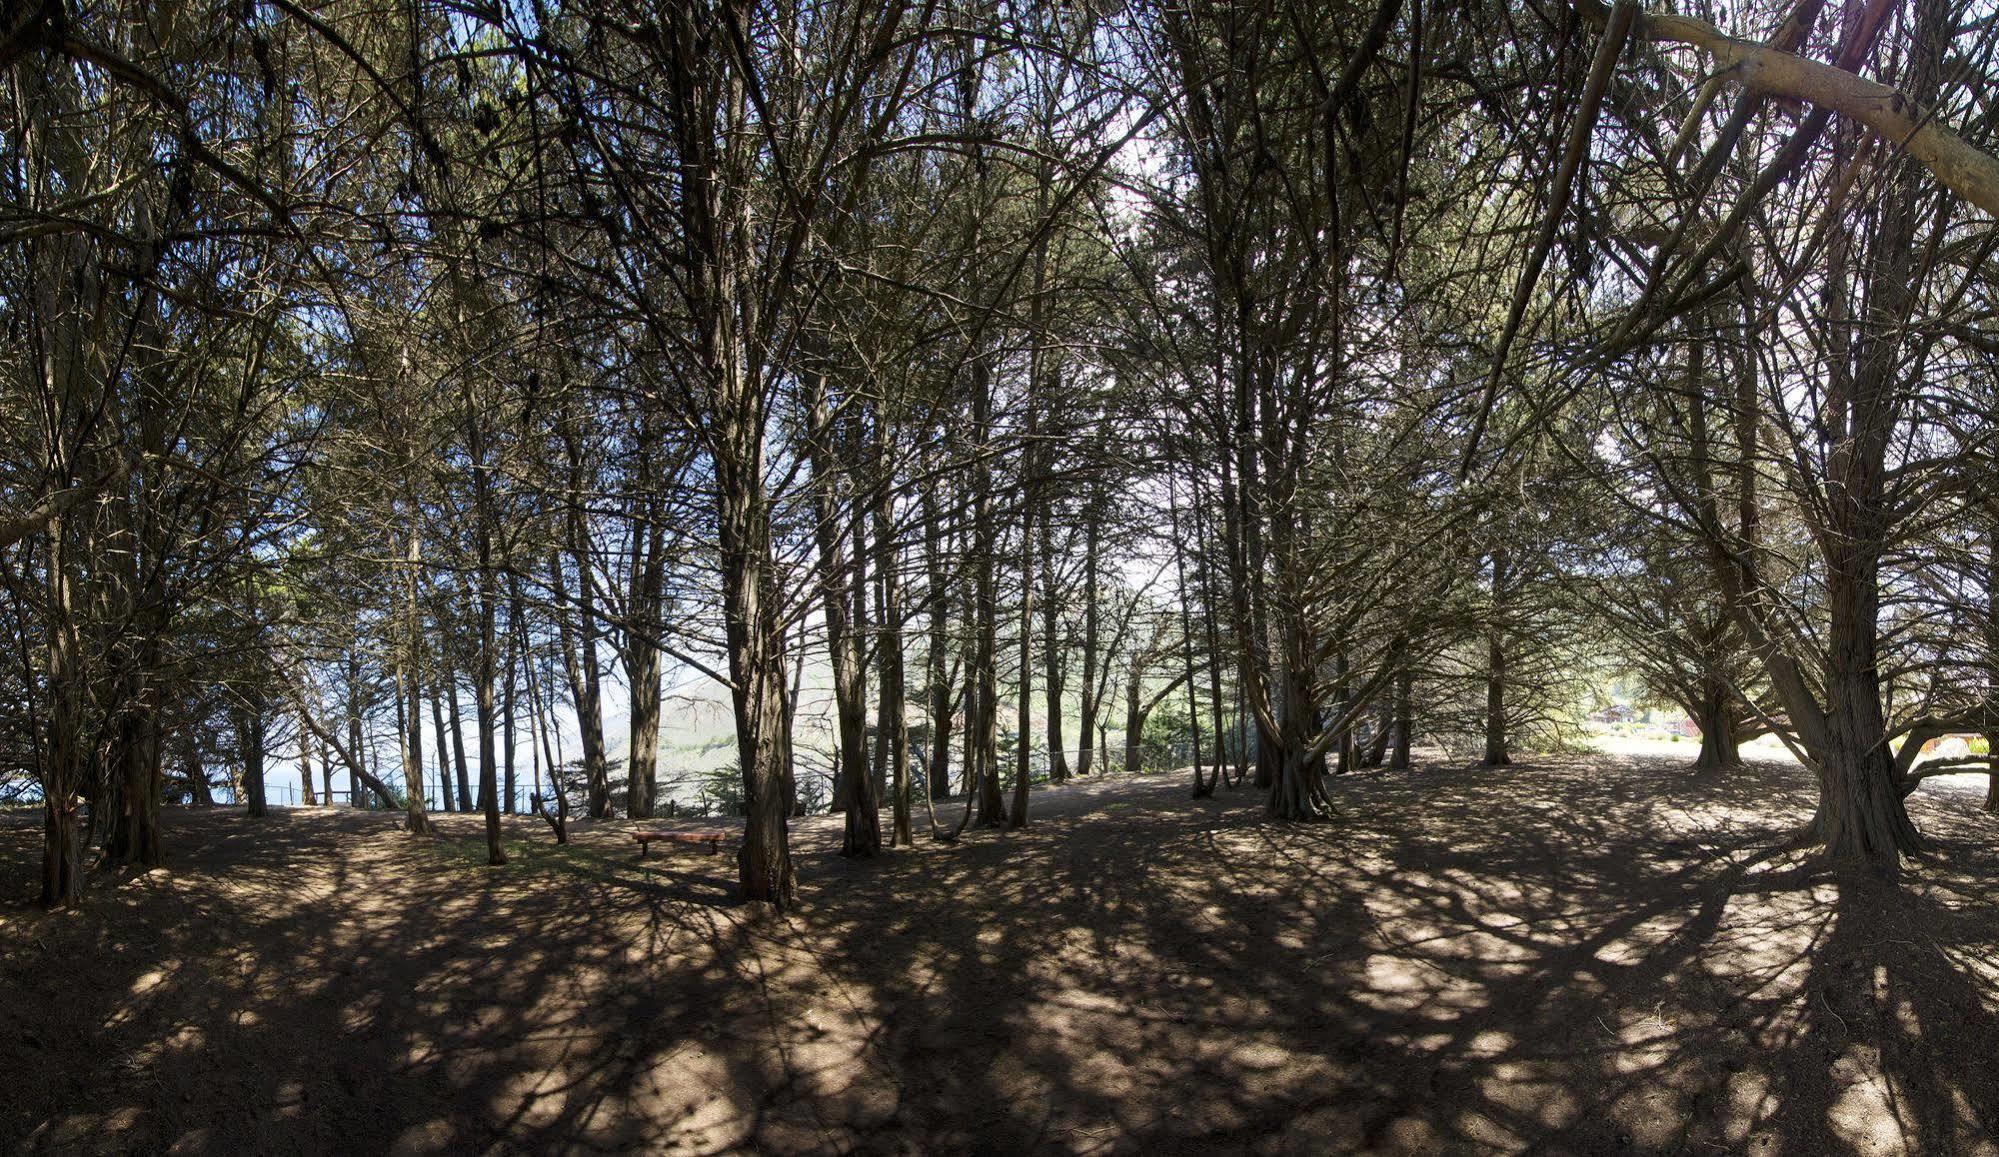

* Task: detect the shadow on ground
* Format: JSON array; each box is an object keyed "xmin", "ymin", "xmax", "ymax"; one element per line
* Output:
[{"xmin": 0, "ymin": 754, "xmax": 1994, "ymax": 1154}]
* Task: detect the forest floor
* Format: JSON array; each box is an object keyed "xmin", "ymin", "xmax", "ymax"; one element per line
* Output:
[{"xmin": 2, "ymin": 752, "xmax": 1997, "ymax": 1156}]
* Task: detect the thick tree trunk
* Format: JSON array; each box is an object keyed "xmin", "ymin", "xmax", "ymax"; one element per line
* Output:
[
  {"xmin": 1808, "ymin": 577, "xmax": 1922, "ymax": 869},
  {"xmin": 1265, "ymin": 595, "xmax": 1329, "ymax": 819},
  {"xmin": 41, "ymin": 792, "xmax": 82, "ymax": 909},
  {"xmin": 1689, "ymin": 683, "xmax": 1741, "ymax": 771},
  {"xmin": 718, "ymin": 473, "xmax": 797, "ymax": 907},
  {"xmin": 104, "ymin": 701, "xmax": 163, "ymax": 864},
  {"xmin": 624, "ymin": 639, "xmax": 662, "ymax": 820}
]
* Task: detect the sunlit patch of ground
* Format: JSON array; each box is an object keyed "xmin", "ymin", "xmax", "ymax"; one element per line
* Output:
[{"xmin": 1, "ymin": 751, "xmax": 1996, "ymax": 1154}]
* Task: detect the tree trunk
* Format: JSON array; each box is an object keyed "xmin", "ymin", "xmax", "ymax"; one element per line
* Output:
[
  {"xmin": 1689, "ymin": 681, "xmax": 1741, "ymax": 771},
  {"xmin": 397, "ymin": 526, "xmax": 430, "ymax": 832},
  {"xmin": 1390, "ymin": 649, "xmax": 1413, "ymax": 770},
  {"xmin": 299, "ymin": 711, "xmax": 318, "ymax": 806},
  {"xmin": 1483, "ymin": 548, "xmax": 1512, "ymax": 766},
  {"xmin": 345, "ymin": 650, "xmax": 367, "ymax": 808},
  {"xmin": 876, "ymin": 481, "xmax": 913, "ymax": 846},
  {"xmin": 186, "ymin": 731, "xmax": 214, "ymax": 807},
  {"xmin": 502, "ymin": 600, "xmax": 519, "ymax": 815},
  {"xmin": 239, "ymin": 688, "xmax": 268, "ymax": 819},
  {"xmin": 1011, "ymin": 452, "xmax": 1034, "ymax": 829},
  {"xmin": 1808, "ymin": 569, "xmax": 1922, "ymax": 869},
  {"xmin": 1041, "ymin": 520, "xmax": 1068, "ymax": 785},
  {"xmin": 468, "ymin": 409, "xmax": 507, "ymax": 865},
  {"xmin": 445, "ymin": 662, "xmax": 473, "ymax": 813},
  {"xmin": 624, "ymin": 498, "xmax": 666, "ymax": 820},
  {"xmin": 1076, "ymin": 509, "xmax": 1101, "ymax": 778},
  {"xmin": 430, "ymin": 682, "xmax": 452, "ymax": 812},
  {"xmin": 718, "ymin": 466, "xmax": 797, "ymax": 907},
  {"xmin": 624, "ymin": 637, "xmax": 662, "ymax": 820},
  {"xmin": 923, "ymin": 488, "xmax": 954, "ymax": 802},
  {"xmin": 395, "ymin": 665, "xmax": 428, "ymax": 831},
  {"xmin": 550, "ymin": 544, "xmax": 611, "ymax": 818},
  {"xmin": 105, "ymin": 699, "xmax": 163, "ymax": 864},
  {"xmin": 1985, "ymin": 734, "xmax": 1998, "ymax": 814}
]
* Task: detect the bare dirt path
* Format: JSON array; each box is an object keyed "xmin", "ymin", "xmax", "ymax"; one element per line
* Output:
[{"xmin": 2, "ymin": 756, "xmax": 1996, "ymax": 1155}]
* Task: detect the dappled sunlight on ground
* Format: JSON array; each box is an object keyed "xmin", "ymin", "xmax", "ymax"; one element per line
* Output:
[{"xmin": 1, "ymin": 753, "xmax": 1996, "ymax": 1153}]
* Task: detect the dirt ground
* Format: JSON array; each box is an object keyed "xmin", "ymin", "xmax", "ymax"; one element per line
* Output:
[{"xmin": 2, "ymin": 753, "xmax": 1996, "ymax": 1156}]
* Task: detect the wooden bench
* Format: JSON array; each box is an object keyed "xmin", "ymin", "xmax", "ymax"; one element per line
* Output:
[{"xmin": 633, "ymin": 829, "xmax": 726, "ymax": 858}]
